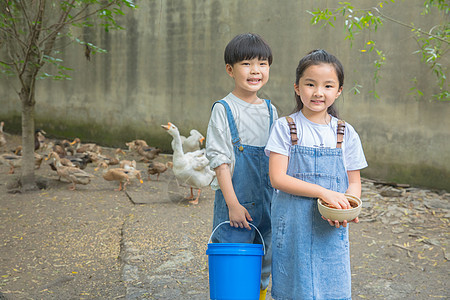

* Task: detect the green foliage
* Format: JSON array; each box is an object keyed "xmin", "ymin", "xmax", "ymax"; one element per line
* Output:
[
  {"xmin": 0, "ymin": 0, "xmax": 137, "ymax": 188},
  {"xmin": 0, "ymin": 0, "xmax": 137, "ymax": 83},
  {"xmin": 308, "ymin": 0, "xmax": 449, "ymax": 101}
]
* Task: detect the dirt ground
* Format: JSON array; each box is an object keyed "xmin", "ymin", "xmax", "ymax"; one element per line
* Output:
[{"xmin": 0, "ymin": 133, "xmax": 449, "ymax": 299}]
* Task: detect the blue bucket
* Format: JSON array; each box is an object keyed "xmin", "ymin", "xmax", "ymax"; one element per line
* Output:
[{"xmin": 206, "ymin": 221, "xmax": 265, "ymax": 300}]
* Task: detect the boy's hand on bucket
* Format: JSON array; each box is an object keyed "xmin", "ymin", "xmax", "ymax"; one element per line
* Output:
[{"xmin": 228, "ymin": 203, "xmax": 253, "ymax": 230}]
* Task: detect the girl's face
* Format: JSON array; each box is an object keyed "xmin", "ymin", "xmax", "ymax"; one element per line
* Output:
[
  {"xmin": 294, "ymin": 63, "xmax": 342, "ymax": 120},
  {"xmin": 226, "ymin": 57, "xmax": 270, "ymax": 102}
]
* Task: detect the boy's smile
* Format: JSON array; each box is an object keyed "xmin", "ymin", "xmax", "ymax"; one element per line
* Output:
[
  {"xmin": 248, "ymin": 77, "xmax": 262, "ymax": 84},
  {"xmin": 226, "ymin": 58, "xmax": 270, "ymax": 103}
]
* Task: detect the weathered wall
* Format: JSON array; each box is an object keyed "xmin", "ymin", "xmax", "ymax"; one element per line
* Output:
[{"xmin": 0, "ymin": 0, "xmax": 449, "ymax": 190}]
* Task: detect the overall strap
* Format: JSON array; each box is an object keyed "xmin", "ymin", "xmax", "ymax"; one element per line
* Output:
[
  {"xmin": 336, "ymin": 120, "xmax": 346, "ymax": 148},
  {"xmin": 264, "ymin": 99, "xmax": 274, "ymax": 129},
  {"xmin": 212, "ymin": 100, "xmax": 243, "ymax": 150},
  {"xmin": 285, "ymin": 116, "xmax": 298, "ymax": 145}
]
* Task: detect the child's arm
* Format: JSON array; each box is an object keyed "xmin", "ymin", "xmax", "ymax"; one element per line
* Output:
[
  {"xmin": 346, "ymin": 170, "xmax": 362, "ymax": 198},
  {"xmin": 215, "ymin": 163, "xmax": 253, "ymax": 230},
  {"xmin": 269, "ymin": 152, "xmax": 351, "ymax": 209}
]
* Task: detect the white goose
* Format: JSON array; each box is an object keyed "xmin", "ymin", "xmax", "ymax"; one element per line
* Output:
[
  {"xmin": 180, "ymin": 129, "xmax": 205, "ymax": 153},
  {"xmin": 161, "ymin": 122, "xmax": 215, "ymax": 204}
]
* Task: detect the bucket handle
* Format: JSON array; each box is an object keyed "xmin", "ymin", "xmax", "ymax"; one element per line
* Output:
[{"xmin": 208, "ymin": 221, "xmax": 266, "ymax": 255}]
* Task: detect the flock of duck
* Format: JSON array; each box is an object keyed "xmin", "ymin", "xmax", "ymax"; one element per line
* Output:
[{"xmin": 0, "ymin": 121, "xmax": 215, "ymax": 205}]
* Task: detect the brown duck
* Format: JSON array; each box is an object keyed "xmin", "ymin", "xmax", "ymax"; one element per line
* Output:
[
  {"xmin": 147, "ymin": 161, "xmax": 173, "ymax": 181},
  {"xmin": 46, "ymin": 152, "xmax": 94, "ymax": 190},
  {"xmin": 96, "ymin": 162, "xmax": 143, "ymax": 191}
]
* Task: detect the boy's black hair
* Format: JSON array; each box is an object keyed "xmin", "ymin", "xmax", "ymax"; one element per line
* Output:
[{"xmin": 224, "ymin": 33, "xmax": 273, "ymax": 66}]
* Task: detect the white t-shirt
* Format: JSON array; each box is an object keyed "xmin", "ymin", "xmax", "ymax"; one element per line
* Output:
[
  {"xmin": 206, "ymin": 93, "xmax": 279, "ymax": 190},
  {"xmin": 265, "ymin": 110, "xmax": 368, "ymax": 171}
]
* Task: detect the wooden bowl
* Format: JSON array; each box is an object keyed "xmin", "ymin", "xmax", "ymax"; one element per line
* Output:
[{"xmin": 317, "ymin": 194, "xmax": 362, "ymax": 222}]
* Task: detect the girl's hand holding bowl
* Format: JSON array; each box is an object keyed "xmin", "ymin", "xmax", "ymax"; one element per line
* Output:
[{"xmin": 318, "ymin": 194, "xmax": 362, "ymax": 228}]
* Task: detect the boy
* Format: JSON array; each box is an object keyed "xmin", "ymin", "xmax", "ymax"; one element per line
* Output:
[{"xmin": 206, "ymin": 33, "xmax": 278, "ymax": 299}]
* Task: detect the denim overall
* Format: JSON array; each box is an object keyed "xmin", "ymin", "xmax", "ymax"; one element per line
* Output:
[
  {"xmin": 211, "ymin": 99, "xmax": 274, "ymax": 290},
  {"xmin": 271, "ymin": 118, "xmax": 351, "ymax": 300}
]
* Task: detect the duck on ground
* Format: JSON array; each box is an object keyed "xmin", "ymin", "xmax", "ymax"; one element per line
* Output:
[
  {"xmin": 136, "ymin": 145, "xmax": 161, "ymax": 162},
  {"xmin": 46, "ymin": 152, "xmax": 94, "ymax": 190},
  {"xmin": 35, "ymin": 129, "xmax": 47, "ymax": 152},
  {"xmin": 44, "ymin": 138, "xmax": 91, "ymax": 171},
  {"xmin": 46, "ymin": 153, "xmax": 77, "ymax": 180},
  {"xmin": 47, "ymin": 152, "xmax": 90, "ymax": 173},
  {"xmin": 120, "ymin": 159, "xmax": 137, "ymax": 170},
  {"xmin": 71, "ymin": 138, "xmax": 102, "ymax": 154},
  {"xmin": 12, "ymin": 128, "xmax": 47, "ymax": 155},
  {"xmin": 125, "ymin": 168, "xmax": 144, "ymax": 184},
  {"xmin": 161, "ymin": 122, "xmax": 215, "ymax": 204},
  {"xmin": 100, "ymin": 148, "xmax": 126, "ymax": 166},
  {"xmin": 147, "ymin": 161, "xmax": 173, "ymax": 181},
  {"xmin": 125, "ymin": 139, "xmax": 161, "ymax": 161},
  {"xmin": 0, "ymin": 152, "xmax": 43, "ymax": 174},
  {"xmin": 125, "ymin": 139, "xmax": 149, "ymax": 151},
  {"xmin": 95, "ymin": 162, "xmax": 143, "ymax": 191},
  {"xmin": 50, "ymin": 139, "xmax": 74, "ymax": 158},
  {"xmin": 67, "ymin": 153, "xmax": 91, "ymax": 170}
]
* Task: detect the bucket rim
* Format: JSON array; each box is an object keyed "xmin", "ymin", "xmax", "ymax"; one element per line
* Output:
[
  {"xmin": 206, "ymin": 243, "xmax": 264, "ymax": 256},
  {"xmin": 208, "ymin": 221, "xmax": 266, "ymax": 255}
]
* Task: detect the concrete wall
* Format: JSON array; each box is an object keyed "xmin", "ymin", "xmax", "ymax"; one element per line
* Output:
[{"xmin": 0, "ymin": 0, "xmax": 449, "ymax": 190}]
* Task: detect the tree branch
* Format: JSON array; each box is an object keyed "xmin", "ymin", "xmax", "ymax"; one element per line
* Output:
[
  {"xmin": 39, "ymin": 0, "xmax": 78, "ymax": 57},
  {"xmin": 18, "ymin": 0, "xmax": 33, "ymax": 32},
  {"xmin": 0, "ymin": 2, "xmax": 28, "ymax": 52},
  {"xmin": 373, "ymin": 7, "xmax": 449, "ymax": 44},
  {"xmin": 19, "ymin": 0, "xmax": 45, "ymax": 105},
  {"xmin": 66, "ymin": 2, "xmax": 116, "ymax": 24},
  {"xmin": 38, "ymin": 1, "xmax": 116, "ymax": 55}
]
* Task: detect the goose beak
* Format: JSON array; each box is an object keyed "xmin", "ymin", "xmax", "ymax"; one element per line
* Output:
[{"xmin": 199, "ymin": 137, "xmax": 205, "ymax": 144}]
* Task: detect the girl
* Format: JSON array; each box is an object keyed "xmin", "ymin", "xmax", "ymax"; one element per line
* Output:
[{"xmin": 265, "ymin": 49, "xmax": 368, "ymax": 299}]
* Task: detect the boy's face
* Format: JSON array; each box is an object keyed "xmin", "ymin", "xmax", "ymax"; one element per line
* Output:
[{"xmin": 226, "ymin": 58, "xmax": 270, "ymax": 100}]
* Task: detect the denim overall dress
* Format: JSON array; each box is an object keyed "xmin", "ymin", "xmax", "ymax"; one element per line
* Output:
[
  {"xmin": 211, "ymin": 99, "xmax": 274, "ymax": 290},
  {"xmin": 271, "ymin": 117, "xmax": 351, "ymax": 300}
]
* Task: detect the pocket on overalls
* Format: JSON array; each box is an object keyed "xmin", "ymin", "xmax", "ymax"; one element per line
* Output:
[
  {"xmin": 294, "ymin": 172, "xmax": 339, "ymax": 191},
  {"xmin": 240, "ymin": 201, "xmax": 257, "ymax": 219}
]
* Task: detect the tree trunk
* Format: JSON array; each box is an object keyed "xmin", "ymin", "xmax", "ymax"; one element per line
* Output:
[{"xmin": 20, "ymin": 89, "xmax": 37, "ymax": 191}]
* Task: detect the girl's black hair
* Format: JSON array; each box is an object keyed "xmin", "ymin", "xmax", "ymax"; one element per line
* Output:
[
  {"xmin": 224, "ymin": 33, "xmax": 273, "ymax": 66},
  {"xmin": 293, "ymin": 49, "xmax": 344, "ymax": 117}
]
